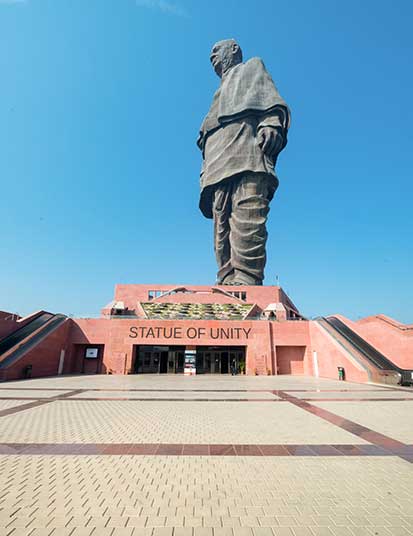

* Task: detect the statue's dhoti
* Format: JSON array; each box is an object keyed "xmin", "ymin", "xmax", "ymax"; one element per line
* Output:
[{"xmin": 212, "ymin": 172, "xmax": 276, "ymax": 286}]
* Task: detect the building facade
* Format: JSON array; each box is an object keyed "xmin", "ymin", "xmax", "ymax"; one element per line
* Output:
[
  {"xmin": 0, "ymin": 283, "xmax": 412, "ymax": 385},
  {"xmin": 70, "ymin": 284, "xmax": 309, "ymax": 376}
]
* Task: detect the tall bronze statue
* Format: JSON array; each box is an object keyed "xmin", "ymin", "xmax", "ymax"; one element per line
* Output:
[{"xmin": 197, "ymin": 39, "xmax": 290, "ymax": 286}]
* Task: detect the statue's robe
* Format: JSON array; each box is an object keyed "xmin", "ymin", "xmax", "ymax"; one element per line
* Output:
[{"xmin": 198, "ymin": 57, "xmax": 290, "ymax": 219}]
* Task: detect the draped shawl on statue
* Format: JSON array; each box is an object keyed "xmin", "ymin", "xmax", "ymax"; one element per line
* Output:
[{"xmin": 197, "ymin": 57, "xmax": 290, "ymax": 150}]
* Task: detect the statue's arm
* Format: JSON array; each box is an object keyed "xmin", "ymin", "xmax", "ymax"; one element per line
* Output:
[{"xmin": 256, "ymin": 108, "xmax": 288, "ymax": 158}]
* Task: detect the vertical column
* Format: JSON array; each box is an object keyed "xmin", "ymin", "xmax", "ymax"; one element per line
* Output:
[
  {"xmin": 268, "ymin": 321, "xmax": 276, "ymax": 375},
  {"xmin": 57, "ymin": 349, "xmax": 65, "ymax": 375},
  {"xmin": 312, "ymin": 350, "xmax": 319, "ymax": 377}
]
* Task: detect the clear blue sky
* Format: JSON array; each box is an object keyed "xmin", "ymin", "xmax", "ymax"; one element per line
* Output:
[{"xmin": 1, "ymin": 0, "xmax": 412, "ymax": 322}]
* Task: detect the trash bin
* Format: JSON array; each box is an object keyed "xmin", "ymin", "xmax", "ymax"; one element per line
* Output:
[
  {"xmin": 23, "ymin": 364, "xmax": 32, "ymax": 379},
  {"xmin": 338, "ymin": 367, "xmax": 345, "ymax": 381}
]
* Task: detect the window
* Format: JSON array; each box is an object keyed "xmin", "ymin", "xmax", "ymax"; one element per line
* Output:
[
  {"xmin": 228, "ymin": 291, "xmax": 247, "ymax": 301},
  {"xmin": 148, "ymin": 289, "xmax": 168, "ymax": 300}
]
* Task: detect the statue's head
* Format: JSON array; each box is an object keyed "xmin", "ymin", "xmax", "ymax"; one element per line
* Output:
[{"xmin": 210, "ymin": 39, "xmax": 243, "ymax": 78}]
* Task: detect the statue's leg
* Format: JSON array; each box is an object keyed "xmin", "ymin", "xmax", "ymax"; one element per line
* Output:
[
  {"xmin": 212, "ymin": 181, "xmax": 233, "ymax": 284},
  {"xmin": 229, "ymin": 173, "xmax": 275, "ymax": 286}
]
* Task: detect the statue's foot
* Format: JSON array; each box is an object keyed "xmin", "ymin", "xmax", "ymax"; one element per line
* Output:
[
  {"xmin": 218, "ymin": 271, "xmax": 262, "ymax": 286},
  {"xmin": 218, "ymin": 274, "xmax": 234, "ymax": 285},
  {"xmin": 222, "ymin": 279, "xmax": 250, "ymax": 286},
  {"xmin": 222, "ymin": 278, "xmax": 263, "ymax": 286},
  {"xmin": 232, "ymin": 270, "xmax": 263, "ymax": 286}
]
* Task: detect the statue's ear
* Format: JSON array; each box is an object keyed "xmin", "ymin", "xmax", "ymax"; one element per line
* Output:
[{"xmin": 232, "ymin": 43, "xmax": 239, "ymax": 55}]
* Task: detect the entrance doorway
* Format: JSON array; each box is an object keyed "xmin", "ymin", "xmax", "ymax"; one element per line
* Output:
[
  {"xmin": 133, "ymin": 345, "xmax": 185, "ymax": 374},
  {"xmin": 133, "ymin": 345, "xmax": 246, "ymax": 374},
  {"xmin": 196, "ymin": 346, "xmax": 246, "ymax": 374},
  {"xmin": 72, "ymin": 344, "xmax": 104, "ymax": 374}
]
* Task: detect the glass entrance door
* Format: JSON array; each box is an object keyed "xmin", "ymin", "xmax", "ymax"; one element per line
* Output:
[
  {"xmin": 220, "ymin": 351, "xmax": 229, "ymax": 374},
  {"xmin": 160, "ymin": 351, "xmax": 168, "ymax": 373},
  {"xmin": 196, "ymin": 347, "xmax": 246, "ymax": 374},
  {"xmin": 134, "ymin": 346, "xmax": 186, "ymax": 374}
]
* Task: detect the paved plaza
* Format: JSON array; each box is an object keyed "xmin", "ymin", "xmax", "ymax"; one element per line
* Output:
[{"xmin": 0, "ymin": 375, "xmax": 412, "ymax": 536}]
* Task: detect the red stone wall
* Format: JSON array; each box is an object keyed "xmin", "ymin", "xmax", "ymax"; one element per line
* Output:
[
  {"xmin": 309, "ymin": 321, "xmax": 370, "ymax": 383},
  {"xmin": 276, "ymin": 346, "xmax": 306, "ymax": 375},
  {"xmin": 273, "ymin": 321, "xmax": 312, "ymax": 375}
]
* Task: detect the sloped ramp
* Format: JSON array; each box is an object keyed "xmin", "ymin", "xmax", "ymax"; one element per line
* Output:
[
  {"xmin": 0, "ymin": 312, "xmax": 68, "ymax": 380},
  {"xmin": 317, "ymin": 316, "xmax": 413, "ymax": 386}
]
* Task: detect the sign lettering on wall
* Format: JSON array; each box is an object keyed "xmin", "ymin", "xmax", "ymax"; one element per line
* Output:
[{"xmin": 129, "ymin": 326, "xmax": 252, "ymax": 340}]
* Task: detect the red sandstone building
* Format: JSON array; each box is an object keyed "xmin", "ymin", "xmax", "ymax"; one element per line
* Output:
[{"xmin": 0, "ymin": 283, "xmax": 412, "ymax": 385}]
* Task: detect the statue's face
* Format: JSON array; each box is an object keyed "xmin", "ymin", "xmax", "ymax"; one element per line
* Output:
[{"xmin": 210, "ymin": 40, "xmax": 241, "ymax": 78}]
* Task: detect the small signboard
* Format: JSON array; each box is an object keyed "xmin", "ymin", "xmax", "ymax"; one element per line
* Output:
[
  {"xmin": 184, "ymin": 350, "xmax": 196, "ymax": 376},
  {"xmin": 85, "ymin": 348, "xmax": 99, "ymax": 359}
]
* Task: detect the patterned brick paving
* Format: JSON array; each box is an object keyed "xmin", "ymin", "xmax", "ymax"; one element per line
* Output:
[{"xmin": 0, "ymin": 375, "xmax": 412, "ymax": 535}]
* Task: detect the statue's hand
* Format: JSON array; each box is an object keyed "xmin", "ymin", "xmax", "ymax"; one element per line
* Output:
[{"xmin": 257, "ymin": 127, "xmax": 282, "ymax": 157}]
